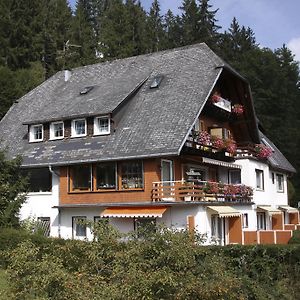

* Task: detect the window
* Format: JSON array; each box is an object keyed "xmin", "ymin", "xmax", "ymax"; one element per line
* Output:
[
  {"xmin": 257, "ymin": 212, "xmax": 266, "ymax": 230},
  {"xmin": 228, "ymin": 170, "xmax": 241, "ymax": 184},
  {"xmin": 121, "ymin": 161, "xmax": 143, "ymax": 189},
  {"xmin": 69, "ymin": 165, "xmax": 92, "ymax": 191},
  {"xmin": 24, "ymin": 168, "xmax": 52, "ymax": 192},
  {"xmin": 94, "ymin": 116, "xmax": 110, "ymax": 135},
  {"xmin": 242, "ymin": 213, "xmax": 248, "ymax": 228},
  {"xmin": 72, "ymin": 216, "xmax": 87, "ymax": 238},
  {"xmin": 50, "ymin": 121, "xmax": 64, "ymax": 140},
  {"xmin": 29, "ymin": 124, "xmax": 43, "ymax": 142},
  {"xmin": 255, "ymin": 169, "xmax": 264, "ymax": 190},
  {"xmin": 276, "ymin": 174, "xmax": 284, "ymax": 192},
  {"xmin": 210, "ymin": 127, "xmax": 231, "ymax": 139},
  {"xmin": 134, "ymin": 218, "xmax": 156, "ymax": 237},
  {"xmin": 71, "ymin": 119, "xmax": 86, "ymax": 137},
  {"xmin": 36, "ymin": 217, "xmax": 50, "ymax": 236},
  {"xmin": 96, "ymin": 162, "xmax": 116, "ymax": 190},
  {"xmin": 271, "ymin": 172, "xmax": 275, "ymax": 184}
]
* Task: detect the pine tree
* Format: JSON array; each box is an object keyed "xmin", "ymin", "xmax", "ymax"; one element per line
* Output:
[
  {"xmin": 180, "ymin": 0, "xmax": 200, "ymax": 45},
  {"xmin": 146, "ymin": 0, "xmax": 165, "ymax": 53},
  {"xmin": 163, "ymin": 9, "xmax": 183, "ymax": 49},
  {"xmin": 42, "ymin": 0, "xmax": 73, "ymax": 78},
  {"xmin": 197, "ymin": 0, "xmax": 221, "ymax": 48},
  {"xmin": 71, "ymin": 0, "xmax": 98, "ymax": 66},
  {"xmin": 124, "ymin": 0, "xmax": 148, "ymax": 56},
  {"xmin": 100, "ymin": 0, "xmax": 132, "ymax": 59}
]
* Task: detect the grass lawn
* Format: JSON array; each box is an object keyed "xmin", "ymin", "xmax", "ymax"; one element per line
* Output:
[{"xmin": 0, "ymin": 269, "xmax": 12, "ymax": 299}]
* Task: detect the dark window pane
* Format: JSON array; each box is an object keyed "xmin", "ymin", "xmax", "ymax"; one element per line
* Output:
[
  {"xmin": 96, "ymin": 163, "xmax": 116, "ymax": 189},
  {"xmin": 70, "ymin": 165, "xmax": 91, "ymax": 191},
  {"xmin": 73, "ymin": 217, "xmax": 86, "ymax": 237},
  {"xmin": 24, "ymin": 168, "xmax": 52, "ymax": 192}
]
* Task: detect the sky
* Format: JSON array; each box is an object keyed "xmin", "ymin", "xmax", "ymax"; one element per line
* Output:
[{"xmin": 69, "ymin": 0, "xmax": 300, "ymax": 62}]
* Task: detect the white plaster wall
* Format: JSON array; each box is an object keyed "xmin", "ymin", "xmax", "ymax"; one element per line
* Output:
[
  {"xmin": 20, "ymin": 169, "xmax": 60, "ymax": 237},
  {"xmin": 236, "ymin": 158, "xmax": 288, "ymax": 207}
]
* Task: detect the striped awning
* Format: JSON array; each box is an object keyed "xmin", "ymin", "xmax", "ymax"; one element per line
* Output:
[
  {"xmin": 278, "ymin": 205, "xmax": 299, "ymax": 213},
  {"xmin": 207, "ymin": 206, "xmax": 241, "ymax": 218},
  {"xmin": 257, "ymin": 206, "xmax": 282, "ymax": 215},
  {"xmin": 202, "ymin": 157, "xmax": 241, "ymax": 169},
  {"xmin": 100, "ymin": 206, "xmax": 168, "ymax": 218}
]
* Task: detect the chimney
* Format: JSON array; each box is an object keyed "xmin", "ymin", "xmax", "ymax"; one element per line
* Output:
[{"xmin": 64, "ymin": 70, "xmax": 72, "ymax": 82}]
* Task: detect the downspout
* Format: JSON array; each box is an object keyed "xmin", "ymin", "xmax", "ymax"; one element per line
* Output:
[{"xmin": 48, "ymin": 165, "xmax": 61, "ymax": 238}]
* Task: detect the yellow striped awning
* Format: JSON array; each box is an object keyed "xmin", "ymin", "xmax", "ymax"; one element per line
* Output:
[
  {"xmin": 207, "ymin": 206, "xmax": 241, "ymax": 218},
  {"xmin": 257, "ymin": 206, "xmax": 282, "ymax": 215},
  {"xmin": 100, "ymin": 206, "xmax": 168, "ymax": 218},
  {"xmin": 278, "ymin": 205, "xmax": 299, "ymax": 213}
]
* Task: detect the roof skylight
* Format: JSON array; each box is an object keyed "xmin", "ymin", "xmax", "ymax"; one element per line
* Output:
[
  {"xmin": 150, "ymin": 75, "xmax": 164, "ymax": 89},
  {"xmin": 80, "ymin": 86, "xmax": 94, "ymax": 95}
]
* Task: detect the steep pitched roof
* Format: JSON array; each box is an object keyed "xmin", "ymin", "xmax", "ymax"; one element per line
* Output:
[
  {"xmin": 260, "ymin": 132, "xmax": 296, "ymax": 173},
  {"xmin": 0, "ymin": 43, "xmax": 227, "ymax": 167}
]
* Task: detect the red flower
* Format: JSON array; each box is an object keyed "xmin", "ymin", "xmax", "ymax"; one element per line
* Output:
[
  {"xmin": 211, "ymin": 94, "xmax": 221, "ymax": 103},
  {"xmin": 232, "ymin": 104, "xmax": 244, "ymax": 115}
]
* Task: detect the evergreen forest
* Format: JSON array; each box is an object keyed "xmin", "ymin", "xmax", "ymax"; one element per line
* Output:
[{"xmin": 0, "ymin": 0, "xmax": 299, "ymax": 204}]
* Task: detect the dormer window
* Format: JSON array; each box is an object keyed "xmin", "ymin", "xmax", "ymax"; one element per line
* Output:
[
  {"xmin": 50, "ymin": 121, "xmax": 64, "ymax": 140},
  {"xmin": 94, "ymin": 116, "xmax": 110, "ymax": 135},
  {"xmin": 29, "ymin": 124, "xmax": 43, "ymax": 142},
  {"xmin": 71, "ymin": 119, "xmax": 87, "ymax": 137}
]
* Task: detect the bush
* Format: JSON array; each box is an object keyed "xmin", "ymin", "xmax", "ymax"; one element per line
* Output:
[
  {"xmin": 2, "ymin": 227, "xmax": 300, "ymax": 299},
  {"xmin": 288, "ymin": 230, "xmax": 300, "ymax": 244}
]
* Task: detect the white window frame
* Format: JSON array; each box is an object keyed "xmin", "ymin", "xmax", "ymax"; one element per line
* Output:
[
  {"xmin": 29, "ymin": 124, "xmax": 43, "ymax": 142},
  {"xmin": 72, "ymin": 216, "xmax": 87, "ymax": 239},
  {"xmin": 257, "ymin": 212, "xmax": 266, "ymax": 230},
  {"xmin": 276, "ymin": 173, "xmax": 284, "ymax": 192},
  {"xmin": 242, "ymin": 213, "xmax": 248, "ymax": 228},
  {"xmin": 50, "ymin": 121, "xmax": 64, "ymax": 140},
  {"xmin": 94, "ymin": 116, "xmax": 110, "ymax": 136},
  {"xmin": 71, "ymin": 118, "xmax": 87, "ymax": 137},
  {"xmin": 255, "ymin": 169, "xmax": 264, "ymax": 190}
]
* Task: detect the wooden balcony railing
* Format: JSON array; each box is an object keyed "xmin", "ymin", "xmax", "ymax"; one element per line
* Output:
[{"xmin": 152, "ymin": 181, "xmax": 253, "ymax": 203}]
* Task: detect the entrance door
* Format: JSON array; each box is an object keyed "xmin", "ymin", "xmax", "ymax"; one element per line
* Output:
[
  {"xmin": 161, "ymin": 160, "xmax": 174, "ymax": 199},
  {"xmin": 211, "ymin": 215, "xmax": 226, "ymax": 245}
]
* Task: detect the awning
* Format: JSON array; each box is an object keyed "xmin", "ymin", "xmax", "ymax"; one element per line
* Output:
[
  {"xmin": 207, "ymin": 206, "xmax": 241, "ymax": 218},
  {"xmin": 100, "ymin": 206, "xmax": 168, "ymax": 218},
  {"xmin": 202, "ymin": 157, "xmax": 241, "ymax": 169},
  {"xmin": 257, "ymin": 206, "xmax": 282, "ymax": 215},
  {"xmin": 278, "ymin": 205, "xmax": 299, "ymax": 213}
]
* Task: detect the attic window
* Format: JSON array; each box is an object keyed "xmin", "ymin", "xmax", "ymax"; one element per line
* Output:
[
  {"xmin": 150, "ymin": 75, "xmax": 163, "ymax": 89},
  {"xmin": 29, "ymin": 124, "xmax": 43, "ymax": 142},
  {"xmin": 80, "ymin": 86, "xmax": 94, "ymax": 95}
]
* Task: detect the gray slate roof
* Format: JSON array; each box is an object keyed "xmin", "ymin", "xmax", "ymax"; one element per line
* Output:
[
  {"xmin": 0, "ymin": 44, "xmax": 224, "ymax": 167},
  {"xmin": 260, "ymin": 132, "xmax": 296, "ymax": 173},
  {"xmin": 0, "ymin": 43, "xmax": 294, "ymax": 174}
]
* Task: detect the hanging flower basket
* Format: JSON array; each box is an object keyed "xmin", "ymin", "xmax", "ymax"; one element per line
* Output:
[
  {"xmin": 254, "ymin": 144, "xmax": 272, "ymax": 158},
  {"xmin": 224, "ymin": 139, "xmax": 237, "ymax": 155},
  {"xmin": 211, "ymin": 93, "xmax": 221, "ymax": 103},
  {"xmin": 198, "ymin": 131, "xmax": 211, "ymax": 145},
  {"xmin": 232, "ymin": 104, "xmax": 244, "ymax": 115},
  {"xmin": 211, "ymin": 136, "xmax": 225, "ymax": 150}
]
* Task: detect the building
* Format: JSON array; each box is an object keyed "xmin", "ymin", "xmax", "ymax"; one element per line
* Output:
[{"xmin": 0, "ymin": 43, "xmax": 298, "ymax": 245}]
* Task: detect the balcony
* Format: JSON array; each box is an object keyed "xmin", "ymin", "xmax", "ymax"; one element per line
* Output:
[{"xmin": 152, "ymin": 181, "xmax": 253, "ymax": 203}]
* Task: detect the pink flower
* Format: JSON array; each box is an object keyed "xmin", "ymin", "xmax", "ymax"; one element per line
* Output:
[
  {"xmin": 211, "ymin": 137, "xmax": 225, "ymax": 150},
  {"xmin": 232, "ymin": 104, "xmax": 244, "ymax": 115},
  {"xmin": 198, "ymin": 131, "xmax": 211, "ymax": 145},
  {"xmin": 255, "ymin": 144, "xmax": 272, "ymax": 158},
  {"xmin": 211, "ymin": 94, "xmax": 221, "ymax": 103}
]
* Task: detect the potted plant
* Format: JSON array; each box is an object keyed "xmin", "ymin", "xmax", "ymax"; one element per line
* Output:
[
  {"xmin": 232, "ymin": 104, "xmax": 244, "ymax": 115},
  {"xmin": 211, "ymin": 136, "xmax": 225, "ymax": 151},
  {"xmin": 211, "ymin": 92, "xmax": 221, "ymax": 103},
  {"xmin": 224, "ymin": 139, "xmax": 237, "ymax": 155},
  {"xmin": 254, "ymin": 144, "xmax": 272, "ymax": 158}
]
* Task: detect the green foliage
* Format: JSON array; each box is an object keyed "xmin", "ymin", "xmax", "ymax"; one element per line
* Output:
[
  {"xmin": 0, "ymin": 151, "xmax": 28, "ymax": 228},
  {"xmin": 289, "ymin": 230, "xmax": 300, "ymax": 244},
  {"xmin": 2, "ymin": 226, "xmax": 300, "ymax": 299}
]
